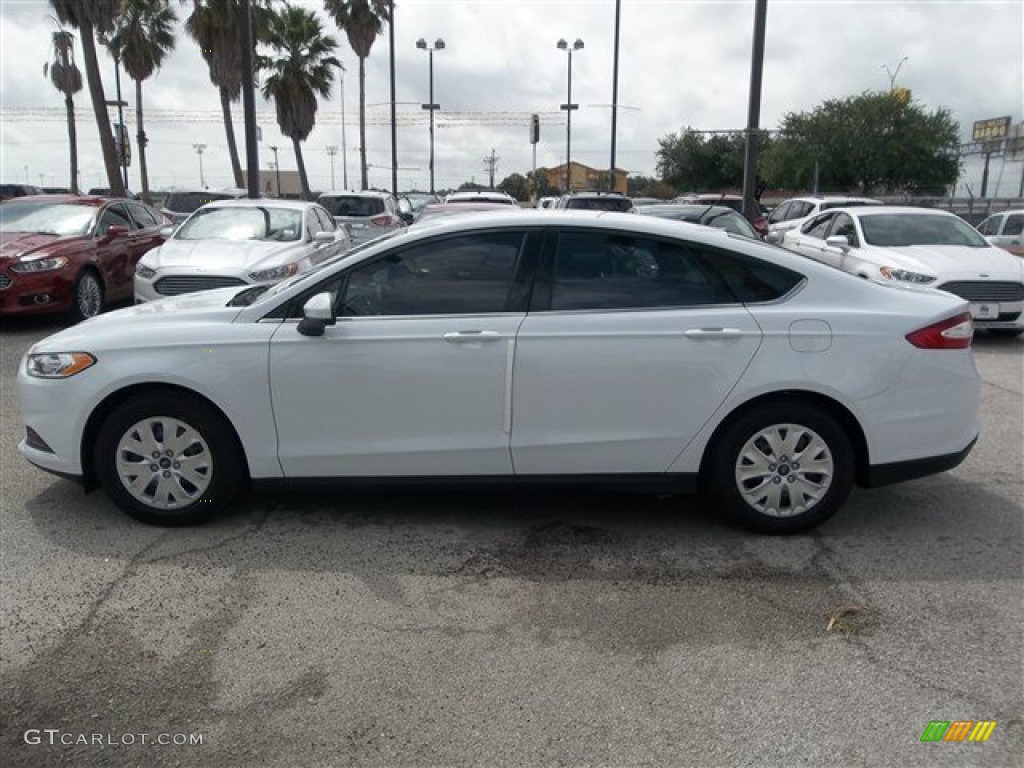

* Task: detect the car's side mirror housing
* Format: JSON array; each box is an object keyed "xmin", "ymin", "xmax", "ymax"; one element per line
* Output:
[
  {"xmin": 297, "ymin": 292, "xmax": 336, "ymax": 337},
  {"xmin": 399, "ymin": 211, "xmax": 414, "ymax": 225},
  {"xmin": 765, "ymin": 231, "xmax": 781, "ymax": 244},
  {"xmin": 159, "ymin": 225, "xmax": 175, "ymax": 238},
  {"xmin": 102, "ymin": 224, "xmax": 130, "ymax": 241},
  {"xmin": 826, "ymin": 235, "xmax": 851, "ymax": 250},
  {"xmin": 312, "ymin": 231, "xmax": 335, "ymax": 245}
]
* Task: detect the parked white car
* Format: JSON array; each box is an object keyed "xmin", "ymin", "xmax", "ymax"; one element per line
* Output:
[
  {"xmin": 780, "ymin": 206, "xmax": 1024, "ymax": 336},
  {"xmin": 134, "ymin": 199, "xmax": 350, "ymax": 302},
  {"xmin": 765, "ymin": 196, "xmax": 883, "ymax": 243},
  {"xmin": 976, "ymin": 209, "xmax": 1024, "ymax": 256},
  {"xmin": 20, "ymin": 211, "xmax": 979, "ymax": 533}
]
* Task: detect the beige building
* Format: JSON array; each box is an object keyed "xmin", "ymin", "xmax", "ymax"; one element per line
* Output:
[{"xmin": 544, "ymin": 162, "xmax": 628, "ymax": 194}]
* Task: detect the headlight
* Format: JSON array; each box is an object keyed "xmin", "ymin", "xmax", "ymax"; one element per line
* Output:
[
  {"xmin": 26, "ymin": 352, "xmax": 96, "ymax": 378},
  {"xmin": 249, "ymin": 263, "xmax": 299, "ymax": 282},
  {"xmin": 879, "ymin": 266, "xmax": 936, "ymax": 284},
  {"xmin": 136, "ymin": 263, "xmax": 157, "ymax": 279},
  {"xmin": 10, "ymin": 256, "xmax": 68, "ymax": 273}
]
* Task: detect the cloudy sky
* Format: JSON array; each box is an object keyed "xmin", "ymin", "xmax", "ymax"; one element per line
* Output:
[{"xmin": 1, "ymin": 0, "xmax": 1022, "ymax": 196}]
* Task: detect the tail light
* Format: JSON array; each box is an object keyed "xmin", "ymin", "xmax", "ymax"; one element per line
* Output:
[
  {"xmin": 905, "ymin": 312, "xmax": 973, "ymax": 349},
  {"xmin": 370, "ymin": 214, "xmax": 395, "ymax": 227}
]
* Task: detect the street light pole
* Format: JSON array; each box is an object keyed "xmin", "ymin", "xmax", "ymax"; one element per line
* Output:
[
  {"xmin": 416, "ymin": 37, "xmax": 445, "ymax": 195},
  {"xmin": 326, "ymin": 145, "xmax": 338, "ymax": 189},
  {"xmin": 337, "ymin": 62, "xmax": 349, "ymax": 189},
  {"xmin": 882, "ymin": 56, "xmax": 908, "ymax": 91},
  {"xmin": 192, "ymin": 143, "xmax": 207, "ymax": 188},
  {"xmin": 557, "ymin": 38, "xmax": 583, "ymax": 192},
  {"xmin": 268, "ymin": 145, "xmax": 281, "ymax": 196}
]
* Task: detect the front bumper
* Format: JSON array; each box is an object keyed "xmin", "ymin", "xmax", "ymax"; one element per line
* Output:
[{"xmin": 0, "ymin": 267, "xmax": 73, "ymax": 316}]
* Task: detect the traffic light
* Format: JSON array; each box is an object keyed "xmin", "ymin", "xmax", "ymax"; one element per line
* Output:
[{"xmin": 530, "ymin": 113, "xmax": 540, "ymax": 145}]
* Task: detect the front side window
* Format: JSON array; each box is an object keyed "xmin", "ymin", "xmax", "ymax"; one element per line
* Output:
[
  {"xmin": 338, "ymin": 231, "xmax": 524, "ymax": 316},
  {"xmin": 790, "ymin": 202, "xmax": 815, "ymax": 219},
  {"xmin": 546, "ymin": 231, "xmax": 726, "ymax": 311},
  {"xmin": 977, "ymin": 216, "xmax": 998, "ymax": 236},
  {"xmin": 803, "ymin": 212, "xmax": 836, "ymax": 239},
  {"xmin": 829, "ymin": 213, "xmax": 859, "ymax": 246},
  {"xmin": 1003, "ymin": 213, "xmax": 1023, "ymax": 236},
  {"xmin": 768, "ymin": 202, "xmax": 791, "ymax": 223},
  {"xmin": 96, "ymin": 204, "xmax": 133, "ymax": 236}
]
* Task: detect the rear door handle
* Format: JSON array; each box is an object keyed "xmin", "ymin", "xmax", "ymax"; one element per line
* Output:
[
  {"xmin": 685, "ymin": 328, "xmax": 744, "ymax": 340},
  {"xmin": 443, "ymin": 330, "xmax": 502, "ymax": 342}
]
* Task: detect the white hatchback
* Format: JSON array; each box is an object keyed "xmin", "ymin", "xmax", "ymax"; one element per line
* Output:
[
  {"xmin": 780, "ymin": 206, "xmax": 1024, "ymax": 336},
  {"xmin": 19, "ymin": 211, "xmax": 980, "ymax": 533}
]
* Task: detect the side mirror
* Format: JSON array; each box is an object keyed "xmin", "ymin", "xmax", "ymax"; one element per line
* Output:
[
  {"xmin": 765, "ymin": 231, "xmax": 781, "ymax": 244},
  {"xmin": 312, "ymin": 231, "xmax": 335, "ymax": 245},
  {"xmin": 102, "ymin": 224, "xmax": 130, "ymax": 241},
  {"xmin": 297, "ymin": 292, "xmax": 336, "ymax": 337},
  {"xmin": 825, "ymin": 235, "xmax": 851, "ymax": 250},
  {"xmin": 399, "ymin": 211, "xmax": 414, "ymax": 225},
  {"xmin": 159, "ymin": 225, "xmax": 175, "ymax": 238}
]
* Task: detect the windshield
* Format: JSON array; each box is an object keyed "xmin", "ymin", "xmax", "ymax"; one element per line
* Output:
[
  {"xmin": 566, "ymin": 198, "xmax": 632, "ymax": 212},
  {"xmin": 164, "ymin": 192, "xmax": 241, "ymax": 214},
  {"xmin": 0, "ymin": 201, "xmax": 95, "ymax": 235},
  {"xmin": 320, "ymin": 196, "xmax": 385, "ymax": 217},
  {"xmin": 248, "ymin": 228, "xmax": 406, "ymax": 305},
  {"xmin": 860, "ymin": 213, "xmax": 989, "ymax": 248},
  {"xmin": 704, "ymin": 211, "xmax": 758, "ymax": 238},
  {"xmin": 175, "ymin": 206, "xmax": 303, "ymax": 242}
]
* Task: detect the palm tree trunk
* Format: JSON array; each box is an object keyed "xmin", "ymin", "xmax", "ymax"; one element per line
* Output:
[
  {"xmin": 292, "ymin": 137, "xmax": 311, "ymax": 201},
  {"xmin": 135, "ymin": 79, "xmax": 152, "ymax": 205},
  {"xmin": 358, "ymin": 55, "xmax": 368, "ymax": 191},
  {"xmin": 65, "ymin": 93, "xmax": 79, "ymax": 193},
  {"xmin": 221, "ymin": 87, "xmax": 244, "ymax": 188},
  {"xmin": 78, "ymin": 21, "xmax": 125, "ymax": 196}
]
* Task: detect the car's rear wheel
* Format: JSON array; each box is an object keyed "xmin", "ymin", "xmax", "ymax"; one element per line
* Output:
[
  {"xmin": 94, "ymin": 392, "xmax": 244, "ymax": 525},
  {"xmin": 707, "ymin": 401, "xmax": 854, "ymax": 534},
  {"xmin": 68, "ymin": 269, "xmax": 104, "ymax": 322}
]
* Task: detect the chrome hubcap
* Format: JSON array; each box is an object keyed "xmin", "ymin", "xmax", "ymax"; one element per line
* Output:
[
  {"xmin": 734, "ymin": 423, "xmax": 834, "ymax": 517},
  {"xmin": 77, "ymin": 275, "xmax": 102, "ymax": 317},
  {"xmin": 115, "ymin": 417, "xmax": 212, "ymax": 509}
]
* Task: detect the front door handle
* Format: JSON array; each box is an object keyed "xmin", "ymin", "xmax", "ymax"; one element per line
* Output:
[
  {"xmin": 442, "ymin": 330, "xmax": 502, "ymax": 342},
  {"xmin": 685, "ymin": 328, "xmax": 744, "ymax": 340}
]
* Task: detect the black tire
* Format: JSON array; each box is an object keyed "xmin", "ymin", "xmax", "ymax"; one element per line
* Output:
[
  {"xmin": 706, "ymin": 400, "xmax": 855, "ymax": 534},
  {"xmin": 94, "ymin": 391, "xmax": 245, "ymax": 526},
  {"xmin": 68, "ymin": 269, "xmax": 104, "ymax": 323},
  {"xmin": 988, "ymin": 328, "xmax": 1023, "ymax": 338}
]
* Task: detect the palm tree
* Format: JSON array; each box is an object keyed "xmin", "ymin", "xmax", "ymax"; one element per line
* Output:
[
  {"xmin": 50, "ymin": 0, "xmax": 126, "ymax": 197},
  {"xmin": 186, "ymin": 0, "xmax": 275, "ymax": 189},
  {"xmin": 107, "ymin": 0, "xmax": 177, "ymax": 204},
  {"xmin": 258, "ymin": 4, "xmax": 338, "ymax": 200},
  {"xmin": 44, "ymin": 30, "xmax": 83, "ymax": 193},
  {"xmin": 322, "ymin": 0, "xmax": 389, "ymax": 190}
]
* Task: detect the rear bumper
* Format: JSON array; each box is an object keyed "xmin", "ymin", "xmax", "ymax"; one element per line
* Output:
[{"xmin": 862, "ymin": 435, "xmax": 977, "ymax": 488}]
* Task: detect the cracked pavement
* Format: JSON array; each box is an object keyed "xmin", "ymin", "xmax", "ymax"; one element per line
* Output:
[{"xmin": 1, "ymin": 315, "xmax": 1021, "ymax": 767}]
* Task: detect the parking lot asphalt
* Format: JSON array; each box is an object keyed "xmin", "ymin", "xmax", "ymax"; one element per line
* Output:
[{"xmin": 1, "ymin": 315, "xmax": 1021, "ymax": 768}]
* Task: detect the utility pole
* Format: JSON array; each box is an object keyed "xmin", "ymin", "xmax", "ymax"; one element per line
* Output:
[
  {"xmin": 268, "ymin": 145, "xmax": 281, "ymax": 196},
  {"xmin": 483, "ymin": 149, "xmax": 499, "ymax": 189},
  {"xmin": 326, "ymin": 145, "xmax": 338, "ymax": 189},
  {"xmin": 741, "ymin": 0, "xmax": 768, "ymax": 222},
  {"xmin": 192, "ymin": 143, "xmax": 207, "ymax": 188}
]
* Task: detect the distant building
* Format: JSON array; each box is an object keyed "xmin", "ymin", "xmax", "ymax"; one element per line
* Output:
[
  {"xmin": 243, "ymin": 169, "xmax": 304, "ymax": 198},
  {"xmin": 544, "ymin": 162, "xmax": 628, "ymax": 194}
]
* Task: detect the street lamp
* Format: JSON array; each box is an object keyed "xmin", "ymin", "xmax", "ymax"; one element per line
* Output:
[
  {"xmin": 192, "ymin": 143, "xmax": 207, "ymax": 188},
  {"xmin": 335, "ymin": 61, "xmax": 349, "ymax": 189},
  {"xmin": 326, "ymin": 145, "xmax": 338, "ymax": 189},
  {"xmin": 416, "ymin": 37, "xmax": 445, "ymax": 195},
  {"xmin": 557, "ymin": 38, "xmax": 584, "ymax": 192},
  {"xmin": 268, "ymin": 144, "xmax": 281, "ymax": 196},
  {"xmin": 882, "ymin": 56, "xmax": 908, "ymax": 91}
]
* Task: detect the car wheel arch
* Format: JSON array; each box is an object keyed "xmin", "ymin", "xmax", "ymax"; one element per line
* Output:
[
  {"xmin": 80, "ymin": 383, "xmax": 249, "ymax": 493},
  {"xmin": 697, "ymin": 390, "xmax": 871, "ymax": 490}
]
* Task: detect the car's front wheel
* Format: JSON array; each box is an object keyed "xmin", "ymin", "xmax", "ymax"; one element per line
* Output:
[
  {"xmin": 94, "ymin": 391, "xmax": 244, "ymax": 525},
  {"xmin": 68, "ymin": 269, "xmax": 104, "ymax": 322},
  {"xmin": 707, "ymin": 401, "xmax": 855, "ymax": 534}
]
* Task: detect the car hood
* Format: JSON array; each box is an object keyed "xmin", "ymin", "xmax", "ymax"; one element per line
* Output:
[
  {"xmin": 145, "ymin": 238, "xmax": 304, "ymax": 271},
  {"xmin": 865, "ymin": 244, "xmax": 1024, "ymax": 277},
  {"xmin": 28, "ymin": 288, "xmax": 246, "ymax": 352},
  {"xmin": 0, "ymin": 232, "xmax": 76, "ymax": 262}
]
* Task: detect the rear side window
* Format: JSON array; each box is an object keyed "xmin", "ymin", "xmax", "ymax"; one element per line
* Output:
[
  {"xmin": 320, "ymin": 196, "xmax": 385, "ymax": 217},
  {"xmin": 698, "ymin": 247, "xmax": 804, "ymax": 303},
  {"xmin": 1004, "ymin": 214, "xmax": 1023, "ymax": 236}
]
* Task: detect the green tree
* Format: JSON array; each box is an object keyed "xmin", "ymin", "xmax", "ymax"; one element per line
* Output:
[
  {"xmin": 656, "ymin": 130, "xmax": 748, "ymax": 192},
  {"xmin": 186, "ymin": 0, "xmax": 274, "ymax": 188},
  {"xmin": 322, "ymin": 0, "xmax": 389, "ymax": 191},
  {"xmin": 258, "ymin": 3, "xmax": 339, "ymax": 200},
  {"xmin": 626, "ymin": 176, "xmax": 676, "ymax": 199},
  {"xmin": 107, "ymin": 0, "xmax": 176, "ymax": 205},
  {"xmin": 44, "ymin": 30, "xmax": 83, "ymax": 193},
  {"xmin": 760, "ymin": 91, "xmax": 960, "ymax": 195},
  {"xmin": 529, "ymin": 169, "xmax": 558, "ymax": 198},
  {"xmin": 50, "ymin": 0, "xmax": 126, "ymax": 197},
  {"xmin": 498, "ymin": 173, "xmax": 530, "ymax": 202}
]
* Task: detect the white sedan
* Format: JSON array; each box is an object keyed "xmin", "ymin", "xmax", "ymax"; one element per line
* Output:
[
  {"xmin": 134, "ymin": 199, "xmax": 350, "ymax": 302},
  {"xmin": 781, "ymin": 206, "xmax": 1024, "ymax": 337},
  {"xmin": 19, "ymin": 211, "xmax": 979, "ymax": 534}
]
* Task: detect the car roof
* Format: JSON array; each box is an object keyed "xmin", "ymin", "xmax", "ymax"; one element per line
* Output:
[
  {"xmin": 640, "ymin": 204, "xmax": 743, "ymax": 216},
  {"xmin": 830, "ymin": 206, "xmax": 956, "ymax": 218},
  {"xmin": 319, "ymin": 190, "xmax": 393, "ymax": 199},
  {"xmin": 420, "ymin": 202, "xmax": 517, "ymax": 213},
  {"xmin": 201, "ymin": 198, "xmax": 322, "ymax": 211},
  {"xmin": 788, "ymin": 195, "xmax": 882, "ymax": 204},
  {"xmin": 4, "ymin": 193, "xmax": 108, "ymax": 207}
]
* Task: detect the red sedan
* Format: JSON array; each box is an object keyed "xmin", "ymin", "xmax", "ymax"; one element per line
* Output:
[{"xmin": 0, "ymin": 195, "xmax": 168, "ymax": 320}]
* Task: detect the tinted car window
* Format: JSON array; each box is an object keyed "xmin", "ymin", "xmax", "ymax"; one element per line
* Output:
[
  {"xmin": 547, "ymin": 231, "xmax": 725, "ymax": 311},
  {"xmin": 977, "ymin": 217, "xmax": 997, "ymax": 236},
  {"xmin": 339, "ymin": 231, "xmax": 524, "ymax": 316},
  {"xmin": 126, "ymin": 201, "xmax": 160, "ymax": 228},
  {"xmin": 320, "ymin": 196, "xmax": 386, "ymax": 217},
  {"xmin": 97, "ymin": 204, "xmax": 133, "ymax": 235},
  {"xmin": 699, "ymin": 247, "xmax": 804, "ymax": 303},
  {"xmin": 803, "ymin": 212, "xmax": 835, "ymax": 238},
  {"xmin": 1004, "ymin": 214, "xmax": 1023, "ymax": 236},
  {"xmin": 768, "ymin": 202, "xmax": 791, "ymax": 223},
  {"xmin": 564, "ymin": 196, "xmax": 633, "ymax": 212},
  {"xmin": 829, "ymin": 213, "xmax": 859, "ymax": 246}
]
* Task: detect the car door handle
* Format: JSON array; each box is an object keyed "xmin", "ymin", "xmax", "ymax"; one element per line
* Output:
[
  {"xmin": 685, "ymin": 328, "xmax": 744, "ymax": 340},
  {"xmin": 442, "ymin": 331, "xmax": 502, "ymax": 342}
]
